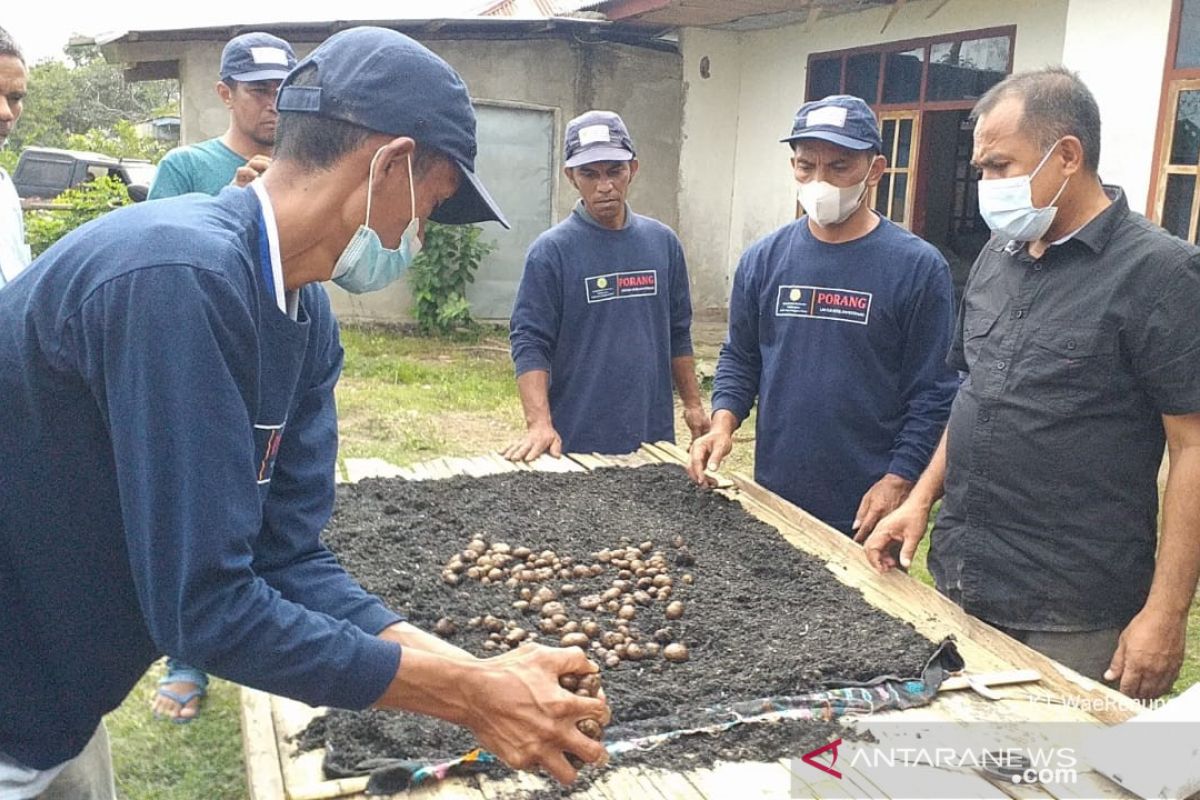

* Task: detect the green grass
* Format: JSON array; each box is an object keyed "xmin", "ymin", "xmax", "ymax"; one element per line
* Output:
[
  {"xmin": 107, "ymin": 662, "xmax": 245, "ymax": 800},
  {"xmin": 103, "ymin": 323, "xmax": 1200, "ymax": 798}
]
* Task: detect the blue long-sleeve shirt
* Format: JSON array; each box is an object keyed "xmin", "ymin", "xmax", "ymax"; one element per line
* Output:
[
  {"xmin": 0, "ymin": 187, "xmax": 402, "ymax": 770},
  {"xmin": 509, "ymin": 204, "xmax": 694, "ymax": 454},
  {"xmin": 712, "ymin": 215, "xmax": 957, "ymax": 534}
]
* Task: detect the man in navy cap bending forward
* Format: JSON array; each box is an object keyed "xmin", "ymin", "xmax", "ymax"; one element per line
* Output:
[{"xmin": 0, "ymin": 28, "xmax": 607, "ymax": 798}]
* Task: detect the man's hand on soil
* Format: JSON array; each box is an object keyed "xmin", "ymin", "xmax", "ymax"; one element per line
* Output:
[
  {"xmin": 502, "ymin": 423, "xmax": 562, "ymax": 462},
  {"xmin": 1105, "ymin": 608, "xmax": 1187, "ymax": 699},
  {"xmin": 464, "ymin": 644, "xmax": 609, "ymax": 784},
  {"xmin": 862, "ymin": 501, "xmax": 929, "ymax": 573},
  {"xmin": 852, "ymin": 473, "xmax": 914, "ymax": 541},
  {"xmin": 682, "ymin": 405, "xmax": 711, "ymax": 442},
  {"xmin": 687, "ymin": 427, "xmax": 732, "ymax": 486}
]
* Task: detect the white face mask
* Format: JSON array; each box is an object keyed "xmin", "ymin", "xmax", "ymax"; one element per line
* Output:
[
  {"xmin": 797, "ymin": 176, "xmax": 868, "ymax": 228},
  {"xmin": 976, "ymin": 139, "xmax": 1070, "ymax": 243}
]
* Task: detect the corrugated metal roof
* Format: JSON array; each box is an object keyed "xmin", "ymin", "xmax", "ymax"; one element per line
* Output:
[{"xmin": 584, "ymin": 0, "xmax": 902, "ymax": 31}]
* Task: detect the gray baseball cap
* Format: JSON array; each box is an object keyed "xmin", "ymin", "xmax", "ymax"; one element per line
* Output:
[{"xmin": 564, "ymin": 110, "xmax": 636, "ymax": 168}]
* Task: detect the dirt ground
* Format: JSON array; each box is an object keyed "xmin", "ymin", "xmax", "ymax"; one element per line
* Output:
[{"xmin": 298, "ymin": 465, "xmax": 938, "ymax": 793}]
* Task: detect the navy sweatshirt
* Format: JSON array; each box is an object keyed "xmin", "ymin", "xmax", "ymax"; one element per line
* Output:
[
  {"xmin": 509, "ymin": 204, "xmax": 694, "ymax": 454},
  {"xmin": 0, "ymin": 188, "xmax": 402, "ymax": 769},
  {"xmin": 712, "ymin": 215, "xmax": 957, "ymax": 534}
]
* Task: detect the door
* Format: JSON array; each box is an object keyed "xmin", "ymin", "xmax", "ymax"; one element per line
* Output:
[
  {"xmin": 872, "ymin": 111, "xmax": 920, "ymax": 229},
  {"xmin": 466, "ymin": 103, "xmax": 556, "ymax": 320}
]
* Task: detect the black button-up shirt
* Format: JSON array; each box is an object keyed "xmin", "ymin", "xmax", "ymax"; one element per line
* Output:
[{"xmin": 930, "ymin": 187, "xmax": 1200, "ymax": 631}]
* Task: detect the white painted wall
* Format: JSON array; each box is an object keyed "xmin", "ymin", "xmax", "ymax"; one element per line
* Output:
[
  {"xmin": 1062, "ymin": 0, "xmax": 1173, "ymax": 215},
  {"xmin": 678, "ymin": 27, "xmax": 744, "ymax": 314}
]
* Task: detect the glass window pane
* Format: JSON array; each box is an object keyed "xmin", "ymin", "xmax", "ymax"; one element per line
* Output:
[
  {"xmin": 845, "ymin": 52, "xmax": 881, "ymax": 104},
  {"xmin": 1177, "ymin": 0, "xmax": 1200, "ymax": 69},
  {"xmin": 1162, "ymin": 174, "xmax": 1196, "ymax": 240},
  {"xmin": 882, "ymin": 48, "xmax": 923, "ymax": 104},
  {"xmin": 892, "ymin": 173, "xmax": 909, "ymax": 222},
  {"xmin": 881, "ymin": 118, "xmax": 897, "ymax": 158},
  {"xmin": 1171, "ymin": 90, "xmax": 1200, "ymax": 166},
  {"xmin": 928, "ymin": 36, "xmax": 1010, "ymax": 102},
  {"xmin": 896, "ymin": 119, "xmax": 914, "ymax": 168},
  {"xmin": 808, "ymin": 57, "xmax": 842, "ymax": 101},
  {"xmin": 875, "ymin": 173, "xmax": 893, "ymax": 216}
]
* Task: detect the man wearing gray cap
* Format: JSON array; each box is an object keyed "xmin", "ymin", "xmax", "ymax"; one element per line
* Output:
[
  {"xmin": 690, "ymin": 95, "xmax": 957, "ymax": 543},
  {"xmin": 149, "ymin": 32, "xmax": 297, "ymax": 200},
  {"xmin": 506, "ymin": 110, "xmax": 707, "ymax": 460},
  {"xmin": 0, "ymin": 27, "xmax": 606, "ymax": 796}
]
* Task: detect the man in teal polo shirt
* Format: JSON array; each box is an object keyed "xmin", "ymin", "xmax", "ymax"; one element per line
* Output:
[{"xmin": 148, "ymin": 32, "xmax": 297, "ymax": 199}]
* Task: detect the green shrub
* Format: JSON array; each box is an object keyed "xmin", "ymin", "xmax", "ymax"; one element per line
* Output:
[
  {"xmin": 24, "ymin": 175, "xmax": 131, "ymax": 256},
  {"xmin": 408, "ymin": 221, "xmax": 494, "ymax": 334}
]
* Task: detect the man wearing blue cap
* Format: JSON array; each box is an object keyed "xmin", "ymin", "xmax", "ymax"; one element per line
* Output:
[
  {"xmin": 506, "ymin": 110, "xmax": 707, "ymax": 460},
  {"xmin": 149, "ymin": 32, "xmax": 297, "ymax": 200},
  {"xmin": 147, "ymin": 31, "xmax": 300, "ymax": 726},
  {"xmin": 690, "ymin": 95, "xmax": 957, "ymax": 543},
  {"xmin": 0, "ymin": 28, "xmax": 605, "ymax": 797}
]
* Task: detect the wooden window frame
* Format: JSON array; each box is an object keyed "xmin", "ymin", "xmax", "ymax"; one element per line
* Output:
[
  {"xmin": 1148, "ymin": 0, "xmax": 1200, "ymax": 225},
  {"xmin": 873, "ymin": 111, "xmax": 921, "ymax": 228},
  {"xmin": 805, "ymin": 25, "xmax": 1017, "ymax": 112}
]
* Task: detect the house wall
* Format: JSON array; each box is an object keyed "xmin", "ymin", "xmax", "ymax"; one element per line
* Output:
[
  {"xmin": 106, "ymin": 36, "xmax": 683, "ymax": 323},
  {"xmin": 1061, "ymin": 0, "xmax": 1173, "ymax": 214}
]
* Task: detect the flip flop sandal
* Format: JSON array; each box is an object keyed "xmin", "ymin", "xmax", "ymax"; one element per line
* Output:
[
  {"xmin": 155, "ymin": 666, "xmax": 210, "ymax": 724},
  {"xmin": 153, "ymin": 686, "xmax": 206, "ymax": 725}
]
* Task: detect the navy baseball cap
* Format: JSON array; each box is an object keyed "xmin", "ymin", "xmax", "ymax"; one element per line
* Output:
[
  {"xmin": 781, "ymin": 95, "xmax": 883, "ymax": 152},
  {"xmin": 220, "ymin": 32, "xmax": 297, "ymax": 82},
  {"xmin": 276, "ymin": 27, "xmax": 508, "ymax": 229},
  {"xmin": 564, "ymin": 110, "xmax": 635, "ymax": 168}
]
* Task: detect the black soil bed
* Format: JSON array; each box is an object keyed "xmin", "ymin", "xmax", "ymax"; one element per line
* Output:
[{"xmin": 298, "ymin": 464, "xmax": 936, "ymax": 792}]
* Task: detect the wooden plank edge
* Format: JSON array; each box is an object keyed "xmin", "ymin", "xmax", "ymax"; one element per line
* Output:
[{"xmin": 241, "ymin": 687, "xmax": 287, "ymax": 800}]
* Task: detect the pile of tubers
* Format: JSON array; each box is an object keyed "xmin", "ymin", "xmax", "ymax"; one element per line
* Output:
[{"xmin": 437, "ymin": 536, "xmax": 692, "ymax": 667}]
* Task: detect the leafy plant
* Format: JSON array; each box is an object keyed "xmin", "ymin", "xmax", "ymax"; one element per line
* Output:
[
  {"xmin": 0, "ymin": 149, "xmax": 17, "ymax": 175},
  {"xmin": 408, "ymin": 222, "xmax": 495, "ymax": 334},
  {"xmin": 24, "ymin": 175, "xmax": 131, "ymax": 256},
  {"xmin": 65, "ymin": 119, "xmax": 169, "ymax": 163}
]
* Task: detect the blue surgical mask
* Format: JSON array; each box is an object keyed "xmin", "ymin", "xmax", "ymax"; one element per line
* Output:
[
  {"xmin": 331, "ymin": 149, "xmax": 423, "ymax": 294},
  {"xmin": 976, "ymin": 139, "xmax": 1070, "ymax": 243}
]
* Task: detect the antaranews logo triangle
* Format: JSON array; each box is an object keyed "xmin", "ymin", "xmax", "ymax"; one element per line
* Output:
[{"xmin": 802, "ymin": 738, "xmax": 843, "ymax": 779}]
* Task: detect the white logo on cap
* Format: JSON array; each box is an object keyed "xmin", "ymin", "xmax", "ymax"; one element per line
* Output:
[
  {"xmin": 806, "ymin": 106, "xmax": 848, "ymax": 128},
  {"xmin": 578, "ymin": 124, "xmax": 612, "ymax": 146},
  {"xmin": 250, "ymin": 47, "xmax": 289, "ymax": 66}
]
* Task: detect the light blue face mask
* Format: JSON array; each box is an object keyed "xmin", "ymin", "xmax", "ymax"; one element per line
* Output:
[{"xmin": 331, "ymin": 150, "xmax": 423, "ymax": 294}]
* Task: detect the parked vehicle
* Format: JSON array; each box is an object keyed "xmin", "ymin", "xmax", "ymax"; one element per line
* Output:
[{"xmin": 13, "ymin": 147, "xmax": 156, "ymax": 202}]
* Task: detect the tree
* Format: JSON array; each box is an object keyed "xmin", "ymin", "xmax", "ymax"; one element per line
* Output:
[{"xmin": 7, "ymin": 44, "xmax": 178, "ymax": 159}]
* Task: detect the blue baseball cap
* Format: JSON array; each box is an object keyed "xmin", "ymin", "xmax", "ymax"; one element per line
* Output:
[
  {"xmin": 782, "ymin": 95, "xmax": 883, "ymax": 152},
  {"xmin": 220, "ymin": 32, "xmax": 297, "ymax": 83},
  {"xmin": 564, "ymin": 110, "xmax": 635, "ymax": 168},
  {"xmin": 276, "ymin": 26, "xmax": 508, "ymax": 229}
]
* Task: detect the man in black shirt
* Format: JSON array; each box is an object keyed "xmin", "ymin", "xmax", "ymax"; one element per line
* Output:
[{"xmin": 864, "ymin": 67, "xmax": 1200, "ymax": 700}]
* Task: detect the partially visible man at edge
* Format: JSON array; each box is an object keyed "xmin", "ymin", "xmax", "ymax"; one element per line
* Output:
[{"xmin": 0, "ymin": 25, "xmax": 30, "ymax": 289}]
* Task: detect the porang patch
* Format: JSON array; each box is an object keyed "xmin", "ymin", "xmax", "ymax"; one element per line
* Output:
[
  {"xmin": 585, "ymin": 270, "xmax": 658, "ymax": 304},
  {"xmin": 775, "ymin": 285, "xmax": 872, "ymax": 325}
]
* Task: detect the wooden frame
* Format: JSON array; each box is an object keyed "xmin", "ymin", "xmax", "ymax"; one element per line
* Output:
[
  {"xmin": 243, "ymin": 446, "xmax": 1142, "ymax": 800},
  {"xmin": 1148, "ymin": 0, "xmax": 1200, "ymax": 228},
  {"xmin": 1150, "ymin": 78, "xmax": 1200, "ymax": 241},
  {"xmin": 804, "ymin": 25, "xmax": 1018, "ymax": 111},
  {"xmin": 873, "ymin": 110, "xmax": 921, "ymax": 228}
]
